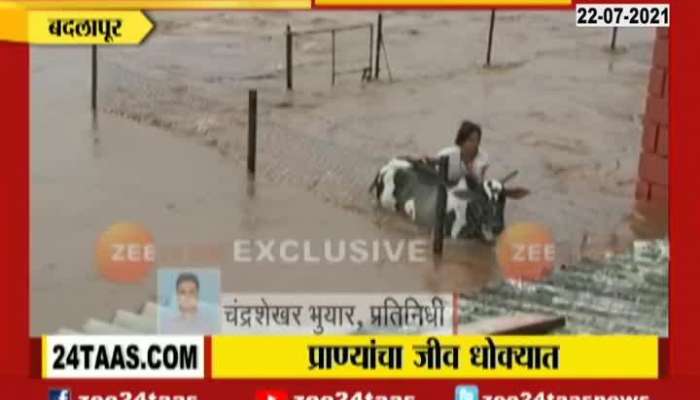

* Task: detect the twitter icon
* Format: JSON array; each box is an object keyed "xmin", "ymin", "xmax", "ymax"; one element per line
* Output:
[{"xmin": 455, "ymin": 385, "xmax": 479, "ymax": 400}]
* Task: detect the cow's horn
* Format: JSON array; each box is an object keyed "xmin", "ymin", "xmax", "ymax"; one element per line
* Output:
[{"xmin": 501, "ymin": 170, "xmax": 519, "ymax": 183}]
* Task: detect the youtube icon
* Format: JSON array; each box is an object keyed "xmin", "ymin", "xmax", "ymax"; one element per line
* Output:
[{"xmin": 255, "ymin": 389, "xmax": 289, "ymax": 400}]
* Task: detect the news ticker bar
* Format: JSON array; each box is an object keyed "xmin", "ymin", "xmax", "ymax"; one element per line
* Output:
[
  {"xmin": 0, "ymin": 0, "xmax": 590, "ymax": 45},
  {"xmin": 42, "ymin": 335, "xmax": 658, "ymax": 379},
  {"xmin": 0, "ymin": 10, "xmax": 153, "ymax": 44},
  {"xmin": 315, "ymin": 0, "xmax": 570, "ymax": 5},
  {"xmin": 0, "ymin": 1, "xmax": 311, "ymax": 10},
  {"xmin": 4, "ymin": 0, "xmax": 572, "ymax": 9},
  {"xmin": 0, "ymin": 1, "xmax": 312, "ymax": 46}
]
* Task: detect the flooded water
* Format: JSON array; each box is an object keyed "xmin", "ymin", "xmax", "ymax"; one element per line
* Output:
[
  {"xmin": 31, "ymin": 11, "xmax": 666, "ymax": 334},
  {"xmin": 100, "ymin": 11, "xmax": 662, "ymax": 245},
  {"xmin": 31, "ymin": 46, "xmax": 497, "ymax": 335}
]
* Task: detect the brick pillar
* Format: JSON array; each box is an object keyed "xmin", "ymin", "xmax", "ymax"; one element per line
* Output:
[{"xmin": 636, "ymin": 28, "xmax": 668, "ymax": 211}]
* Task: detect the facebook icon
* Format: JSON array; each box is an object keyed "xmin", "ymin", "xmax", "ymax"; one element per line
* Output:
[
  {"xmin": 49, "ymin": 388, "xmax": 71, "ymax": 400},
  {"xmin": 455, "ymin": 385, "xmax": 479, "ymax": 400}
]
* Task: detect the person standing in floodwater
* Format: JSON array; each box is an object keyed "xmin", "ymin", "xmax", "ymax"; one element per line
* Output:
[{"xmin": 422, "ymin": 120, "xmax": 490, "ymax": 185}]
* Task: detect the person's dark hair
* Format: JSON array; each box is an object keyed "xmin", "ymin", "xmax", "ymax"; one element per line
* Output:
[
  {"xmin": 454, "ymin": 120, "xmax": 482, "ymax": 146},
  {"xmin": 176, "ymin": 273, "xmax": 199, "ymax": 292}
]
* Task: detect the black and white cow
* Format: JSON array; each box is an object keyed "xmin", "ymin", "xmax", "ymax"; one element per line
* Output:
[{"xmin": 369, "ymin": 157, "xmax": 529, "ymax": 243}]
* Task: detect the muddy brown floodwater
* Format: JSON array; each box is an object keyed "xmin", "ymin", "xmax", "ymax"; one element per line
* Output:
[{"xmin": 31, "ymin": 11, "xmax": 665, "ymax": 334}]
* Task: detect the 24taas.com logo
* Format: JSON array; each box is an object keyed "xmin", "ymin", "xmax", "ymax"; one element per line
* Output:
[
  {"xmin": 49, "ymin": 389, "xmax": 71, "ymax": 400},
  {"xmin": 456, "ymin": 386, "xmax": 479, "ymax": 400}
]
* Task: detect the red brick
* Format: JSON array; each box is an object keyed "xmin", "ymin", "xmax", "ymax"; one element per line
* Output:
[
  {"xmin": 650, "ymin": 183, "xmax": 668, "ymax": 206},
  {"xmin": 635, "ymin": 180, "xmax": 651, "ymax": 201},
  {"xmin": 657, "ymin": 28, "xmax": 669, "ymax": 39},
  {"xmin": 657, "ymin": 124, "xmax": 668, "ymax": 157},
  {"xmin": 664, "ymin": 71, "xmax": 669, "ymax": 98},
  {"xmin": 648, "ymin": 67, "xmax": 667, "ymax": 97},
  {"xmin": 653, "ymin": 36, "xmax": 668, "ymax": 68},
  {"xmin": 642, "ymin": 121, "xmax": 659, "ymax": 153},
  {"xmin": 645, "ymin": 95, "xmax": 668, "ymax": 125},
  {"xmin": 638, "ymin": 152, "xmax": 668, "ymax": 186}
]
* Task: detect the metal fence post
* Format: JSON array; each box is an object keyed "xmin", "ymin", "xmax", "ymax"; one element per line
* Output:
[
  {"xmin": 486, "ymin": 10, "xmax": 496, "ymax": 67},
  {"xmin": 331, "ymin": 29, "xmax": 336, "ymax": 86},
  {"xmin": 374, "ymin": 14, "xmax": 382, "ymax": 80},
  {"xmin": 286, "ymin": 25, "xmax": 293, "ymax": 90},
  {"xmin": 433, "ymin": 156, "xmax": 449, "ymax": 255},
  {"xmin": 247, "ymin": 89, "xmax": 257, "ymax": 176},
  {"xmin": 91, "ymin": 45, "xmax": 97, "ymax": 116},
  {"xmin": 368, "ymin": 24, "xmax": 374, "ymax": 78}
]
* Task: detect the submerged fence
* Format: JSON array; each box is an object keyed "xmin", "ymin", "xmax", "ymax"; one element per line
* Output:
[
  {"xmin": 285, "ymin": 14, "xmax": 394, "ymax": 90},
  {"xmin": 286, "ymin": 22, "xmax": 375, "ymax": 89},
  {"xmin": 88, "ymin": 14, "xmax": 626, "ymax": 109}
]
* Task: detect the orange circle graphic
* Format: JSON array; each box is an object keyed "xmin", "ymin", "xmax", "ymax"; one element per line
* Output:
[
  {"xmin": 95, "ymin": 222, "xmax": 155, "ymax": 283},
  {"xmin": 496, "ymin": 222, "xmax": 556, "ymax": 281}
]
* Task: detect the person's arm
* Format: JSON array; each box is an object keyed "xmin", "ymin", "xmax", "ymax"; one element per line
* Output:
[
  {"xmin": 400, "ymin": 155, "xmax": 437, "ymax": 165},
  {"xmin": 476, "ymin": 150, "xmax": 490, "ymax": 181},
  {"xmin": 429, "ymin": 147, "xmax": 456, "ymax": 166},
  {"xmin": 421, "ymin": 155, "xmax": 438, "ymax": 164},
  {"xmin": 479, "ymin": 164, "xmax": 489, "ymax": 181}
]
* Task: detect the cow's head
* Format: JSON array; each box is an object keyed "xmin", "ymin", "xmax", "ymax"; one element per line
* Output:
[{"xmin": 452, "ymin": 170, "xmax": 530, "ymax": 243}]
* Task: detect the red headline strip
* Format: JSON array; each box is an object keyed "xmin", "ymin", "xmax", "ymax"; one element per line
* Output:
[
  {"xmin": 10, "ymin": 376, "xmax": 700, "ymax": 397},
  {"xmin": 204, "ymin": 336, "xmax": 212, "ymax": 379},
  {"xmin": 0, "ymin": 42, "xmax": 29, "ymax": 377},
  {"xmin": 0, "ymin": 0, "xmax": 695, "ymax": 388},
  {"xmin": 659, "ymin": 338, "xmax": 669, "ymax": 378},
  {"xmin": 669, "ymin": 0, "xmax": 700, "ymax": 378}
]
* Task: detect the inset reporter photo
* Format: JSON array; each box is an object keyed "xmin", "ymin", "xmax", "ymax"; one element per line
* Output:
[{"xmin": 157, "ymin": 268, "xmax": 222, "ymax": 334}]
